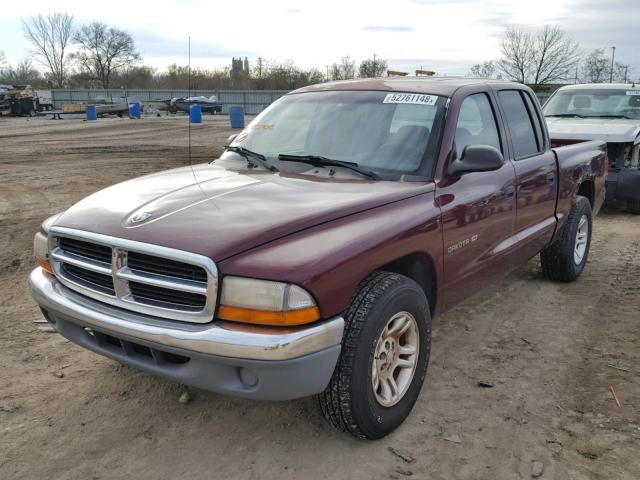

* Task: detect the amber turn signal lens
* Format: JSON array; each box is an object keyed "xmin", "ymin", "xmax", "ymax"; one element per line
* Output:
[
  {"xmin": 218, "ymin": 305, "xmax": 320, "ymax": 326},
  {"xmin": 37, "ymin": 258, "xmax": 54, "ymax": 275}
]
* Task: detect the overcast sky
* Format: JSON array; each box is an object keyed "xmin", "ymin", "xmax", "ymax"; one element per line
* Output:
[{"xmin": 0, "ymin": 0, "xmax": 637, "ymax": 78}]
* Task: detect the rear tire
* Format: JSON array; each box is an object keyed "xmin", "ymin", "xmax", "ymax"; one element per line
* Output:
[
  {"xmin": 627, "ymin": 200, "xmax": 640, "ymax": 215},
  {"xmin": 540, "ymin": 195, "xmax": 592, "ymax": 282},
  {"xmin": 318, "ymin": 271, "xmax": 431, "ymax": 439}
]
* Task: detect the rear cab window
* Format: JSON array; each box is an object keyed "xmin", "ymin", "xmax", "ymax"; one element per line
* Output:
[{"xmin": 498, "ymin": 90, "xmax": 543, "ymax": 159}]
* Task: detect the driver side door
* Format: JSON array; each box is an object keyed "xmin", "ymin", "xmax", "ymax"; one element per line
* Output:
[{"xmin": 436, "ymin": 92, "xmax": 517, "ymax": 309}]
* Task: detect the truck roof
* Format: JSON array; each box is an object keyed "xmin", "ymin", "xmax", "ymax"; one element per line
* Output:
[
  {"xmin": 556, "ymin": 83, "xmax": 639, "ymax": 91},
  {"xmin": 292, "ymin": 76, "xmax": 522, "ymax": 97}
]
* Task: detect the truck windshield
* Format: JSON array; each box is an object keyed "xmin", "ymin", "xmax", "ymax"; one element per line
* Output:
[
  {"xmin": 543, "ymin": 88, "xmax": 640, "ymax": 119},
  {"xmin": 226, "ymin": 90, "xmax": 447, "ymax": 179}
]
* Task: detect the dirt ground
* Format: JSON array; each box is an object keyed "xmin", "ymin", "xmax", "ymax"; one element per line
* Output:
[{"xmin": 1, "ymin": 115, "xmax": 638, "ymax": 480}]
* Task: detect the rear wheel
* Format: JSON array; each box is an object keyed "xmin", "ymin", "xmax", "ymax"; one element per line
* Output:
[
  {"xmin": 318, "ymin": 271, "xmax": 431, "ymax": 439},
  {"xmin": 627, "ymin": 200, "xmax": 640, "ymax": 215},
  {"xmin": 540, "ymin": 195, "xmax": 592, "ymax": 282}
]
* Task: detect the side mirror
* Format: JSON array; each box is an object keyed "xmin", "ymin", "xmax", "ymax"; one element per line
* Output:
[
  {"xmin": 448, "ymin": 145, "xmax": 504, "ymax": 176},
  {"xmin": 227, "ymin": 133, "xmax": 238, "ymax": 145}
]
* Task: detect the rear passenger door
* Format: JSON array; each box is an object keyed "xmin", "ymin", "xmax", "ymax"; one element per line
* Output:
[{"xmin": 497, "ymin": 89, "xmax": 557, "ymax": 261}]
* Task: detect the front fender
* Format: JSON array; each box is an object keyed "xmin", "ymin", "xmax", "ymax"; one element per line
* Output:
[{"xmin": 219, "ymin": 192, "xmax": 444, "ymax": 318}]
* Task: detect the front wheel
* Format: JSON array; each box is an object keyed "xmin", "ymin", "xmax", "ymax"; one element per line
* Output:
[
  {"xmin": 540, "ymin": 195, "xmax": 592, "ymax": 282},
  {"xmin": 318, "ymin": 271, "xmax": 431, "ymax": 439}
]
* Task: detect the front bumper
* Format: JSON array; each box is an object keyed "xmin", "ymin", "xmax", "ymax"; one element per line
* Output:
[{"xmin": 29, "ymin": 268, "xmax": 344, "ymax": 400}]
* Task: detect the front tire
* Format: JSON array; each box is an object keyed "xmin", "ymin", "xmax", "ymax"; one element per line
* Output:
[
  {"xmin": 540, "ymin": 195, "xmax": 592, "ymax": 282},
  {"xmin": 318, "ymin": 271, "xmax": 431, "ymax": 439}
]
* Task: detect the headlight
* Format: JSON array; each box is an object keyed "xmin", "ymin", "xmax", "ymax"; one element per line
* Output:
[
  {"xmin": 219, "ymin": 276, "xmax": 320, "ymax": 326},
  {"xmin": 34, "ymin": 212, "xmax": 62, "ymax": 275},
  {"xmin": 34, "ymin": 231, "xmax": 53, "ymax": 274}
]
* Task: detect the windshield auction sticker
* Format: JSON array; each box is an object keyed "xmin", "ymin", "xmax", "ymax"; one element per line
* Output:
[
  {"xmin": 383, "ymin": 93, "xmax": 438, "ymax": 106},
  {"xmin": 626, "ymin": 91, "xmax": 640, "ymax": 95}
]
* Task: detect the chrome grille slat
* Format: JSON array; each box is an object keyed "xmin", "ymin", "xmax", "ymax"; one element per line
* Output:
[
  {"xmin": 49, "ymin": 227, "xmax": 218, "ymax": 323},
  {"xmin": 116, "ymin": 267, "xmax": 207, "ymax": 295},
  {"xmin": 62, "ymin": 263, "xmax": 116, "ymax": 295},
  {"xmin": 51, "ymin": 248, "xmax": 112, "ymax": 275}
]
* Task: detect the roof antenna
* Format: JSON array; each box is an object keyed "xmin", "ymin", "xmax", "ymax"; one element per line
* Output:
[{"xmin": 188, "ymin": 36, "xmax": 191, "ymax": 166}]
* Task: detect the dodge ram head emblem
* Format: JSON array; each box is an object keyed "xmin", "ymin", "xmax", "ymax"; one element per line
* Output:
[{"xmin": 131, "ymin": 211, "xmax": 153, "ymax": 223}]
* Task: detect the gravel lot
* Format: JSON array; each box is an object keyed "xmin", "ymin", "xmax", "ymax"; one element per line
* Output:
[{"xmin": 1, "ymin": 115, "xmax": 638, "ymax": 480}]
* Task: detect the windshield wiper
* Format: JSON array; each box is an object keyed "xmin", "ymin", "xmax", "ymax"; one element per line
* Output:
[
  {"xmin": 277, "ymin": 154, "xmax": 381, "ymax": 180},
  {"xmin": 545, "ymin": 113, "xmax": 586, "ymax": 118},
  {"xmin": 587, "ymin": 114, "xmax": 632, "ymax": 119},
  {"xmin": 223, "ymin": 145, "xmax": 278, "ymax": 172}
]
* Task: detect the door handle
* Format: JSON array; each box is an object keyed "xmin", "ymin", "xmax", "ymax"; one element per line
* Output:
[
  {"xmin": 503, "ymin": 185, "xmax": 516, "ymax": 200},
  {"xmin": 546, "ymin": 172, "xmax": 556, "ymax": 184}
]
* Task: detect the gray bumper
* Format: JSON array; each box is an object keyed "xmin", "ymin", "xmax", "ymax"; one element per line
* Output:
[{"xmin": 29, "ymin": 268, "xmax": 344, "ymax": 400}]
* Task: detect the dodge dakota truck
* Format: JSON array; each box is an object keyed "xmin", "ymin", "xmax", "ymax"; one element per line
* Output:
[
  {"xmin": 544, "ymin": 83, "xmax": 640, "ymax": 213},
  {"xmin": 30, "ymin": 78, "xmax": 606, "ymax": 439}
]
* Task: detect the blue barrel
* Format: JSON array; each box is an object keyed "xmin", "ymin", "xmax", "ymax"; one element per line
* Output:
[
  {"xmin": 85, "ymin": 105, "xmax": 97, "ymax": 121},
  {"xmin": 128, "ymin": 102, "xmax": 141, "ymax": 119},
  {"xmin": 229, "ymin": 106, "xmax": 245, "ymax": 129},
  {"xmin": 189, "ymin": 104, "xmax": 202, "ymax": 124}
]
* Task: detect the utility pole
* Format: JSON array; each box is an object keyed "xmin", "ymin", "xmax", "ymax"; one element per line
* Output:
[
  {"xmin": 609, "ymin": 46, "xmax": 616, "ymax": 83},
  {"xmin": 624, "ymin": 65, "xmax": 628, "ymax": 83},
  {"xmin": 326, "ymin": 65, "xmax": 329, "ymax": 82}
]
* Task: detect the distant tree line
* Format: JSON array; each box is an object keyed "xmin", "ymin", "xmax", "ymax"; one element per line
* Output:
[
  {"xmin": 0, "ymin": 12, "xmax": 390, "ymax": 91},
  {"xmin": 2, "ymin": 14, "xmax": 634, "ymax": 91},
  {"xmin": 469, "ymin": 25, "xmax": 634, "ymax": 86}
]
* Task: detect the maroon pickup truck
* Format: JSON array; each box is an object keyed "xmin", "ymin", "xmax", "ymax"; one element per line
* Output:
[{"xmin": 30, "ymin": 78, "xmax": 606, "ymax": 439}]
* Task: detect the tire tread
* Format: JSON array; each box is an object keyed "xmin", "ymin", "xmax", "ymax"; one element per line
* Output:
[{"xmin": 318, "ymin": 271, "xmax": 408, "ymax": 439}]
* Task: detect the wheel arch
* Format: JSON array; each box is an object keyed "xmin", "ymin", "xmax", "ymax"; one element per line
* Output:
[
  {"xmin": 377, "ymin": 252, "xmax": 438, "ymax": 315},
  {"xmin": 577, "ymin": 178, "xmax": 595, "ymax": 208}
]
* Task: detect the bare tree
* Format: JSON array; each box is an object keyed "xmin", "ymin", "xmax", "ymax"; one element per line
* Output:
[
  {"xmin": 0, "ymin": 51, "xmax": 7, "ymax": 70},
  {"xmin": 330, "ymin": 56, "xmax": 356, "ymax": 80},
  {"xmin": 497, "ymin": 25, "xmax": 581, "ymax": 86},
  {"xmin": 614, "ymin": 63, "xmax": 632, "ymax": 83},
  {"xmin": 21, "ymin": 13, "xmax": 73, "ymax": 88},
  {"xmin": 359, "ymin": 57, "xmax": 388, "ymax": 78},
  {"xmin": 497, "ymin": 27, "xmax": 533, "ymax": 83},
  {"xmin": 1, "ymin": 58, "xmax": 43, "ymax": 85},
  {"xmin": 72, "ymin": 22, "xmax": 140, "ymax": 88},
  {"xmin": 530, "ymin": 25, "xmax": 581, "ymax": 86},
  {"xmin": 581, "ymin": 49, "xmax": 610, "ymax": 83},
  {"xmin": 469, "ymin": 61, "xmax": 497, "ymax": 78}
]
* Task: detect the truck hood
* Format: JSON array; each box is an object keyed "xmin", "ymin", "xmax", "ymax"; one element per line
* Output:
[
  {"xmin": 55, "ymin": 163, "xmax": 433, "ymax": 261},
  {"xmin": 546, "ymin": 117, "xmax": 640, "ymax": 143}
]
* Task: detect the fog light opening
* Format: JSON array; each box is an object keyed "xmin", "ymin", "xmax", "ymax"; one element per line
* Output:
[{"xmin": 239, "ymin": 367, "xmax": 259, "ymax": 388}]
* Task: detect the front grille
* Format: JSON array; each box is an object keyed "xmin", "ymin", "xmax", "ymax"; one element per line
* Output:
[
  {"xmin": 63, "ymin": 263, "xmax": 115, "ymax": 294},
  {"xmin": 128, "ymin": 251, "xmax": 207, "ymax": 282},
  {"xmin": 129, "ymin": 281, "xmax": 206, "ymax": 310},
  {"xmin": 59, "ymin": 237, "xmax": 112, "ymax": 264},
  {"xmin": 50, "ymin": 228, "xmax": 217, "ymax": 323}
]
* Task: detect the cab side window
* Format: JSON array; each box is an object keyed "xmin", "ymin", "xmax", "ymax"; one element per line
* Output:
[
  {"xmin": 455, "ymin": 94, "xmax": 502, "ymax": 158},
  {"xmin": 498, "ymin": 90, "xmax": 541, "ymax": 158}
]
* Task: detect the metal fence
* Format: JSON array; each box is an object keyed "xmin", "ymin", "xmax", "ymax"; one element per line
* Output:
[
  {"xmin": 51, "ymin": 89, "xmax": 289, "ymax": 115},
  {"xmin": 52, "ymin": 88, "xmax": 553, "ymax": 114}
]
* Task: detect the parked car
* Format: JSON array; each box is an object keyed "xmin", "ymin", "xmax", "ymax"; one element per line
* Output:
[
  {"xmin": 30, "ymin": 78, "xmax": 606, "ymax": 439},
  {"xmin": 544, "ymin": 83, "xmax": 640, "ymax": 213}
]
